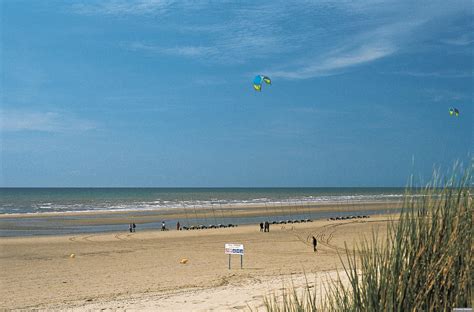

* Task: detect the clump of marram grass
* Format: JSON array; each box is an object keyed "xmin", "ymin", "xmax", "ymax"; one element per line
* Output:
[
  {"xmin": 262, "ymin": 279, "xmax": 319, "ymax": 312},
  {"xmin": 260, "ymin": 164, "xmax": 472, "ymax": 311}
]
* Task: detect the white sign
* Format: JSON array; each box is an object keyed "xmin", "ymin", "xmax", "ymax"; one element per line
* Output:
[{"xmin": 225, "ymin": 243, "xmax": 244, "ymax": 255}]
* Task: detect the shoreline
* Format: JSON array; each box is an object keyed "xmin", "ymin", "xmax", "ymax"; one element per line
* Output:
[
  {"xmin": 0, "ymin": 199, "xmax": 403, "ymax": 218},
  {"xmin": 0, "ymin": 201, "xmax": 402, "ymax": 237}
]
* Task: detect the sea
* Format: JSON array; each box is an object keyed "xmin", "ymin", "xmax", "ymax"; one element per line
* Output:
[
  {"xmin": 0, "ymin": 187, "xmax": 407, "ymax": 215},
  {"xmin": 0, "ymin": 188, "xmax": 407, "ymax": 237}
]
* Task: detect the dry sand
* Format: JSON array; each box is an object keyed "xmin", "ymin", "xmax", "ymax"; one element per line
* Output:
[{"xmin": 0, "ymin": 215, "xmax": 395, "ymax": 311}]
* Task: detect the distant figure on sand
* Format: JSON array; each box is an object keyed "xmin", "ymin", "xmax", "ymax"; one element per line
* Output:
[
  {"xmin": 161, "ymin": 221, "xmax": 166, "ymax": 231},
  {"xmin": 177, "ymin": 221, "xmax": 180, "ymax": 231},
  {"xmin": 129, "ymin": 223, "xmax": 133, "ymax": 233},
  {"xmin": 132, "ymin": 222, "xmax": 136, "ymax": 232},
  {"xmin": 264, "ymin": 221, "xmax": 269, "ymax": 232},
  {"xmin": 312, "ymin": 236, "xmax": 317, "ymax": 252},
  {"xmin": 259, "ymin": 222, "xmax": 264, "ymax": 232}
]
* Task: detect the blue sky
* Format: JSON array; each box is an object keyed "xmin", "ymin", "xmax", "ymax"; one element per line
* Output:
[{"xmin": 1, "ymin": 0, "xmax": 472, "ymax": 187}]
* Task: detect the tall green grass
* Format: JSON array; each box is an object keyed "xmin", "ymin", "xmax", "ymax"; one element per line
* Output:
[
  {"xmin": 263, "ymin": 279, "xmax": 319, "ymax": 312},
  {"xmin": 262, "ymin": 165, "xmax": 472, "ymax": 311}
]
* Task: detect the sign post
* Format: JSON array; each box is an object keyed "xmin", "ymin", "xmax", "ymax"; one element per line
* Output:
[{"xmin": 225, "ymin": 243, "xmax": 244, "ymax": 269}]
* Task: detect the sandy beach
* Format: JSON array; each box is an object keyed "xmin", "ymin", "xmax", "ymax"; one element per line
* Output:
[{"xmin": 0, "ymin": 214, "xmax": 395, "ymax": 310}]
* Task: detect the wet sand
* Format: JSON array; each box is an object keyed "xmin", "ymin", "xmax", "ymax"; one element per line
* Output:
[
  {"xmin": 0, "ymin": 201, "xmax": 401, "ymax": 236},
  {"xmin": 0, "ymin": 215, "xmax": 396, "ymax": 310}
]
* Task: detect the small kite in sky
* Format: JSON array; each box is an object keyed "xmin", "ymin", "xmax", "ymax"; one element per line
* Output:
[
  {"xmin": 449, "ymin": 108, "xmax": 460, "ymax": 116},
  {"xmin": 253, "ymin": 75, "xmax": 271, "ymax": 92}
]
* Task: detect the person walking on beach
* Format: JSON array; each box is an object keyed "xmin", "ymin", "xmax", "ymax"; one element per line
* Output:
[
  {"xmin": 177, "ymin": 221, "xmax": 180, "ymax": 231},
  {"xmin": 264, "ymin": 221, "xmax": 269, "ymax": 232},
  {"xmin": 312, "ymin": 236, "xmax": 318, "ymax": 252},
  {"xmin": 161, "ymin": 221, "xmax": 166, "ymax": 231},
  {"xmin": 129, "ymin": 223, "xmax": 133, "ymax": 233},
  {"xmin": 132, "ymin": 222, "xmax": 136, "ymax": 232},
  {"xmin": 259, "ymin": 222, "xmax": 264, "ymax": 232}
]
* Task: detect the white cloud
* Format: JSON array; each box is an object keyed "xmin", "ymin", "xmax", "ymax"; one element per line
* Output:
[
  {"xmin": 389, "ymin": 70, "xmax": 472, "ymax": 79},
  {"xmin": 266, "ymin": 17, "xmax": 426, "ymax": 79},
  {"xmin": 423, "ymin": 89, "xmax": 468, "ymax": 103},
  {"xmin": 270, "ymin": 43, "xmax": 396, "ymax": 79},
  {"xmin": 72, "ymin": 0, "xmax": 177, "ymax": 16},
  {"xmin": 122, "ymin": 4, "xmax": 302, "ymax": 63},
  {"xmin": 127, "ymin": 42, "xmax": 217, "ymax": 58},
  {"xmin": 0, "ymin": 110, "xmax": 97, "ymax": 133},
  {"xmin": 440, "ymin": 34, "xmax": 474, "ymax": 46},
  {"xmin": 71, "ymin": 1, "xmax": 473, "ymax": 78}
]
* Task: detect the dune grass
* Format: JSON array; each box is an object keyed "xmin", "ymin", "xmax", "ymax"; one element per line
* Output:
[
  {"xmin": 263, "ymin": 281, "xmax": 319, "ymax": 312},
  {"xmin": 262, "ymin": 164, "xmax": 472, "ymax": 311}
]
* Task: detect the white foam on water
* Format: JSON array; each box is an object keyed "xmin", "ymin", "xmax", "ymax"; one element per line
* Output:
[{"xmin": 0, "ymin": 192, "xmax": 423, "ymax": 215}]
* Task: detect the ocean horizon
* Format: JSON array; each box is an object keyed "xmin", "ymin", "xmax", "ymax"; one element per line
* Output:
[{"xmin": 0, "ymin": 187, "xmax": 408, "ymax": 215}]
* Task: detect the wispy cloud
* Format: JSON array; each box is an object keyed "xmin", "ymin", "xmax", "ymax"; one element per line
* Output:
[
  {"xmin": 0, "ymin": 110, "xmax": 97, "ymax": 133},
  {"xmin": 127, "ymin": 42, "xmax": 217, "ymax": 58},
  {"xmin": 71, "ymin": 0, "xmax": 177, "ymax": 16},
  {"xmin": 267, "ymin": 17, "xmax": 426, "ymax": 79},
  {"xmin": 121, "ymin": 4, "xmax": 304, "ymax": 63},
  {"xmin": 73, "ymin": 2, "xmax": 309, "ymax": 62},
  {"xmin": 423, "ymin": 89, "xmax": 468, "ymax": 103},
  {"xmin": 270, "ymin": 43, "xmax": 396, "ymax": 79},
  {"xmin": 440, "ymin": 34, "xmax": 474, "ymax": 46},
  {"xmin": 71, "ymin": 1, "xmax": 472, "ymax": 78},
  {"xmin": 388, "ymin": 70, "xmax": 472, "ymax": 79}
]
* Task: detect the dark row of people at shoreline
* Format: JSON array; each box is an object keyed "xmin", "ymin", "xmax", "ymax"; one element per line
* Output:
[
  {"xmin": 131, "ymin": 216, "xmax": 369, "ymax": 233},
  {"xmin": 329, "ymin": 215, "xmax": 370, "ymax": 221},
  {"xmin": 178, "ymin": 222, "xmax": 238, "ymax": 230},
  {"xmin": 129, "ymin": 220, "xmax": 241, "ymax": 232},
  {"xmin": 269, "ymin": 219, "xmax": 312, "ymax": 224},
  {"xmin": 128, "ymin": 216, "xmax": 371, "ymax": 232}
]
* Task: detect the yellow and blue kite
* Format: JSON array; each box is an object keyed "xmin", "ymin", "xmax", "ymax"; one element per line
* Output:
[
  {"xmin": 449, "ymin": 108, "xmax": 459, "ymax": 116},
  {"xmin": 253, "ymin": 75, "xmax": 271, "ymax": 91}
]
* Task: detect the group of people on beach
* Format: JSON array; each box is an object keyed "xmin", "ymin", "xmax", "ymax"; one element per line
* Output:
[
  {"xmin": 258, "ymin": 221, "xmax": 317, "ymax": 252},
  {"xmin": 259, "ymin": 221, "xmax": 270, "ymax": 232},
  {"xmin": 127, "ymin": 221, "xmax": 168, "ymax": 232},
  {"xmin": 127, "ymin": 219, "xmax": 318, "ymax": 252}
]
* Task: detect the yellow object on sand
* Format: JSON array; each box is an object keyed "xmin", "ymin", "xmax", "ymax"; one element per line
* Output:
[
  {"xmin": 180, "ymin": 258, "xmax": 188, "ymax": 264},
  {"xmin": 70, "ymin": 253, "xmax": 76, "ymax": 258}
]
